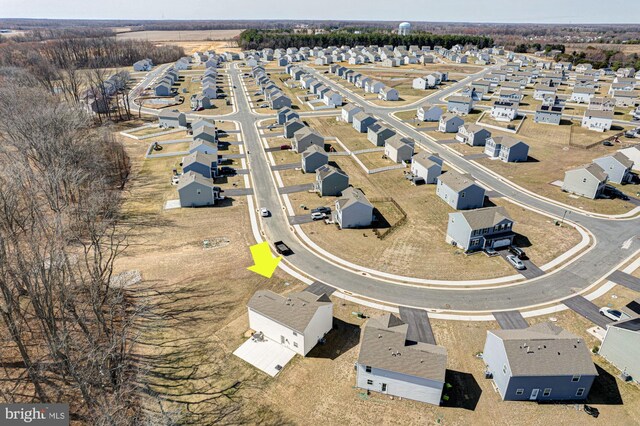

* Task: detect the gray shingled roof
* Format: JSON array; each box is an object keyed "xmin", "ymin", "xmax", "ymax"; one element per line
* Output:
[
  {"xmin": 412, "ymin": 152, "xmax": 441, "ymax": 169},
  {"xmin": 247, "ymin": 290, "xmax": 332, "ymax": 334},
  {"xmin": 584, "ymin": 109, "xmax": 614, "ymax": 119},
  {"xmin": 581, "ymin": 163, "xmax": 609, "ymax": 181},
  {"xmin": 491, "ymin": 136, "xmax": 524, "ymax": 148},
  {"xmin": 358, "ymin": 314, "xmax": 447, "ymax": 382},
  {"xmin": 182, "ymin": 151, "xmax": 216, "ymax": 168},
  {"xmin": 177, "ymin": 170, "xmax": 214, "ymax": 191},
  {"xmin": 316, "ymin": 164, "xmax": 347, "ymax": 180},
  {"xmin": 301, "ymin": 144, "xmax": 327, "ymax": 158},
  {"xmin": 336, "ymin": 186, "xmax": 372, "ymax": 210},
  {"xmin": 457, "ymin": 206, "xmax": 512, "ymax": 230},
  {"xmin": 437, "ymin": 170, "xmax": 478, "ymax": 192},
  {"xmin": 490, "ymin": 322, "xmax": 598, "ymax": 377}
]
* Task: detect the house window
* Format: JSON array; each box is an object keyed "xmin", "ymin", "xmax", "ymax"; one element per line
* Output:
[
  {"xmin": 365, "ymin": 366, "xmax": 372, "ymax": 373},
  {"xmin": 471, "ymin": 239, "xmax": 480, "ymax": 246},
  {"xmin": 516, "ymin": 389, "xmax": 524, "ymax": 395},
  {"xmin": 293, "ymin": 342, "xmax": 298, "ymax": 348},
  {"xmin": 367, "ymin": 379, "xmax": 373, "ymax": 385},
  {"xmin": 571, "ymin": 375, "xmax": 581, "ymax": 382},
  {"xmin": 502, "ymin": 364, "xmax": 507, "ymax": 375},
  {"xmin": 197, "ymin": 189, "xmax": 201, "ymax": 195},
  {"xmin": 543, "ymin": 388, "xmax": 552, "ymax": 397},
  {"xmin": 582, "ymin": 178, "xmax": 587, "ymax": 183},
  {"xmin": 381, "ymin": 383, "xmax": 387, "ymax": 392},
  {"xmin": 576, "ymin": 388, "xmax": 585, "ymax": 397},
  {"xmin": 461, "ymin": 192, "xmax": 466, "ymax": 198}
]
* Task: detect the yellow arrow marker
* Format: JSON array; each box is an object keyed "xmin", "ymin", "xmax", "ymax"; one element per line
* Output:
[{"xmin": 247, "ymin": 241, "xmax": 282, "ymax": 278}]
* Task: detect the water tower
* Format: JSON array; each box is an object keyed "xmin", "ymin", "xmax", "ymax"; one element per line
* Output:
[{"xmin": 398, "ymin": 22, "xmax": 411, "ymax": 36}]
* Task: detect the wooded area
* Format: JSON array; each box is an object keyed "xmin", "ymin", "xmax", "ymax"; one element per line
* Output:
[{"xmin": 238, "ymin": 29, "xmax": 493, "ymax": 50}]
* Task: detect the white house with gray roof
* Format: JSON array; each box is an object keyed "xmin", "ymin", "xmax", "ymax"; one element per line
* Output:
[
  {"xmin": 384, "ymin": 135, "xmax": 414, "ymax": 163},
  {"xmin": 483, "ymin": 322, "xmax": 598, "ymax": 401},
  {"xmin": 581, "ymin": 109, "xmax": 614, "ymax": 132},
  {"xmin": 618, "ymin": 146, "xmax": 640, "ymax": 172},
  {"xmin": 446, "ymin": 206, "xmax": 515, "ymax": 251},
  {"xmin": 436, "ymin": 171, "xmax": 485, "ymax": 210},
  {"xmin": 484, "ymin": 136, "xmax": 529, "ymax": 163},
  {"xmin": 593, "ymin": 152, "xmax": 634, "ymax": 184},
  {"xmin": 247, "ymin": 290, "xmax": 333, "ymax": 356},
  {"xmin": 446, "ymin": 95, "xmax": 473, "ymax": 115},
  {"xmin": 292, "ymin": 127, "xmax": 324, "ymax": 153},
  {"xmin": 417, "ymin": 104, "xmax": 443, "ymax": 122},
  {"xmin": 356, "ymin": 314, "xmax": 447, "ymax": 405},
  {"xmin": 438, "ymin": 114, "xmax": 464, "ymax": 133},
  {"xmin": 367, "ymin": 123, "xmax": 396, "ymax": 147},
  {"xmin": 177, "ymin": 171, "xmax": 219, "ymax": 207},
  {"xmin": 315, "ymin": 165, "xmax": 349, "ymax": 196},
  {"xmin": 456, "ymin": 124, "xmax": 491, "ymax": 146},
  {"xmin": 341, "ymin": 104, "xmax": 362, "ymax": 123},
  {"xmin": 352, "ymin": 112, "xmax": 377, "ymax": 133},
  {"xmin": 562, "ymin": 164, "xmax": 608, "ymax": 199},
  {"xmin": 334, "ymin": 187, "xmax": 374, "ymax": 228}
]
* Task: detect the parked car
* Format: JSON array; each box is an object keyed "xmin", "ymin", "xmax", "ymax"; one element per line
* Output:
[
  {"xmin": 260, "ymin": 207, "xmax": 269, "ymax": 217},
  {"xmin": 260, "ymin": 104, "xmax": 269, "ymax": 108},
  {"xmin": 509, "ymin": 246, "xmax": 528, "ymax": 260},
  {"xmin": 219, "ymin": 166, "xmax": 236, "ymax": 175},
  {"xmin": 484, "ymin": 247, "xmax": 498, "ymax": 256},
  {"xmin": 599, "ymin": 307, "xmax": 623, "ymax": 322},
  {"xmin": 506, "ymin": 255, "xmax": 526, "ymax": 270},
  {"xmin": 311, "ymin": 212, "xmax": 326, "ymax": 220},
  {"xmin": 280, "ymin": 144, "xmax": 291, "ymax": 150},
  {"xmin": 312, "ymin": 206, "xmax": 331, "ymax": 215},
  {"xmin": 603, "ymin": 140, "xmax": 614, "ymax": 147}
]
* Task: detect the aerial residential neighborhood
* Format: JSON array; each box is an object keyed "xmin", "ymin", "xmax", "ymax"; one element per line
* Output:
[{"xmin": 1, "ymin": 3, "xmax": 640, "ymax": 425}]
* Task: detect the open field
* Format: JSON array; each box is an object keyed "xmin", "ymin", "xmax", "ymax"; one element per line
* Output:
[
  {"xmin": 115, "ymin": 29, "xmax": 243, "ymax": 42},
  {"xmin": 564, "ymin": 43, "xmax": 640, "ymax": 55}
]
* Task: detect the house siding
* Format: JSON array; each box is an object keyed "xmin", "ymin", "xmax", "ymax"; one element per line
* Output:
[
  {"xmin": 248, "ymin": 308, "xmax": 305, "ymax": 356},
  {"xmin": 599, "ymin": 327, "xmax": 640, "ymax": 384},
  {"xmin": 302, "ymin": 304, "xmax": 333, "ymax": 355},
  {"xmin": 356, "ymin": 364, "xmax": 444, "ymax": 405}
]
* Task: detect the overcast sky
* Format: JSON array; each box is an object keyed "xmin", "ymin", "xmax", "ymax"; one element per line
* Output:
[{"xmin": 2, "ymin": 0, "xmax": 640, "ymax": 24}]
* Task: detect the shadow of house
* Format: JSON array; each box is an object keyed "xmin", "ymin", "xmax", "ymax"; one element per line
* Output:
[
  {"xmin": 305, "ymin": 318, "xmax": 361, "ymax": 360},
  {"xmin": 441, "ymin": 370, "xmax": 482, "ymax": 411},
  {"xmin": 512, "ymin": 233, "xmax": 533, "ymax": 249},
  {"xmin": 585, "ymin": 364, "xmax": 623, "ymax": 405},
  {"xmin": 526, "ymin": 156, "xmax": 540, "ymax": 163},
  {"xmin": 371, "ymin": 208, "xmax": 392, "ymax": 229}
]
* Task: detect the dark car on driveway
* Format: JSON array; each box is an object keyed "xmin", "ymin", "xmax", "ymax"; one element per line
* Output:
[
  {"xmin": 218, "ymin": 166, "xmax": 236, "ymax": 176},
  {"xmin": 509, "ymin": 246, "xmax": 528, "ymax": 260},
  {"xmin": 312, "ymin": 206, "xmax": 331, "ymax": 215}
]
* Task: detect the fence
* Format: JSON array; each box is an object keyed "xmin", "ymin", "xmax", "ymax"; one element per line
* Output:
[{"xmin": 369, "ymin": 197, "xmax": 408, "ymax": 240}]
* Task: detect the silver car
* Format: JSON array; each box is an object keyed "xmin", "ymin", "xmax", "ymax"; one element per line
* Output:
[{"xmin": 506, "ymin": 255, "xmax": 526, "ymax": 270}]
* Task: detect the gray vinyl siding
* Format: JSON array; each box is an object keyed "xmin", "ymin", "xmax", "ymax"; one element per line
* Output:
[
  {"xmin": 483, "ymin": 332, "xmax": 512, "ymax": 399},
  {"xmin": 503, "ymin": 375, "xmax": 595, "ymax": 401},
  {"xmin": 356, "ymin": 364, "xmax": 444, "ymax": 405},
  {"xmin": 336, "ymin": 203, "xmax": 373, "ymax": 228},
  {"xmin": 562, "ymin": 170, "xmax": 605, "ymax": 199},
  {"xmin": 436, "ymin": 182, "xmax": 485, "ymax": 210},
  {"xmin": 446, "ymin": 215, "xmax": 473, "ymax": 249},
  {"xmin": 318, "ymin": 174, "xmax": 349, "ymax": 196},
  {"xmin": 599, "ymin": 327, "xmax": 640, "ymax": 383},
  {"xmin": 302, "ymin": 153, "xmax": 328, "ymax": 173},
  {"xmin": 178, "ymin": 183, "xmax": 215, "ymax": 207},
  {"xmin": 593, "ymin": 157, "xmax": 630, "ymax": 184}
]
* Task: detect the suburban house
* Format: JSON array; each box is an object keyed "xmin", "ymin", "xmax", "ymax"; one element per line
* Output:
[
  {"xmin": 438, "ymin": 114, "xmax": 464, "ymax": 133},
  {"xmin": 436, "ymin": 171, "xmax": 486, "ymax": 210},
  {"xmin": 456, "ymin": 124, "xmax": 491, "ymax": 146},
  {"xmin": 353, "ymin": 112, "xmax": 378, "ymax": 133},
  {"xmin": 193, "ymin": 125, "xmax": 218, "ymax": 144},
  {"xmin": 484, "ymin": 136, "xmax": 529, "ymax": 163},
  {"xmin": 570, "ymin": 87, "xmax": 596, "ymax": 103},
  {"xmin": 417, "ymin": 104, "xmax": 443, "ymax": 122},
  {"xmin": 589, "ymin": 96, "xmax": 616, "ymax": 112},
  {"xmin": 177, "ymin": 171, "xmax": 220, "ymax": 207},
  {"xmin": 271, "ymin": 93, "xmax": 292, "ymax": 110},
  {"xmin": 292, "ymin": 127, "xmax": 324, "ymax": 153},
  {"xmin": 562, "ymin": 164, "xmax": 608, "ymax": 199},
  {"xmin": 618, "ymin": 146, "xmax": 640, "ymax": 172},
  {"xmin": 247, "ymin": 290, "xmax": 333, "ymax": 356},
  {"xmin": 182, "ymin": 151, "xmax": 218, "ymax": 179},
  {"xmin": 533, "ymin": 84, "xmax": 557, "ymax": 100},
  {"xmin": 593, "ymin": 152, "xmax": 634, "ymax": 184},
  {"xmin": 490, "ymin": 101, "xmax": 519, "ymax": 122},
  {"xmin": 189, "ymin": 140, "xmax": 218, "ymax": 157},
  {"xmin": 410, "ymin": 152, "xmax": 443, "ymax": 184},
  {"xmin": 342, "ymin": 104, "xmax": 363, "ymax": 123},
  {"xmin": 534, "ymin": 105, "xmax": 563, "ymax": 125},
  {"xmin": 301, "ymin": 145, "xmax": 329, "ymax": 173},
  {"xmin": 277, "ymin": 108, "xmax": 299, "ymax": 125},
  {"xmin": 190, "ymin": 94, "xmax": 212, "ymax": 110},
  {"xmin": 133, "ymin": 59, "xmax": 153, "ymax": 71},
  {"xmin": 154, "ymin": 81, "xmax": 172, "ymax": 97},
  {"xmin": 284, "ymin": 119, "xmax": 306, "ymax": 138},
  {"xmin": 356, "ymin": 314, "xmax": 448, "ymax": 406},
  {"xmin": 379, "ymin": 86, "xmax": 399, "ymax": 101},
  {"xmin": 367, "ymin": 123, "xmax": 396, "ymax": 147},
  {"xmin": 334, "ymin": 187, "xmax": 374, "ymax": 229},
  {"xmin": 483, "ymin": 322, "xmax": 598, "ymax": 401},
  {"xmin": 384, "ymin": 135, "xmax": 414, "ymax": 163},
  {"xmin": 315, "ymin": 165, "xmax": 350, "ymax": 196},
  {"xmin": 581, "ymin": 109, "xmax": 614, "ymax": 132},
  {"xmin": 446, "ymin": 206, "xmax": 515, "ymax": 251},
  {"xmin": 323, "ymin": 91, "xmax": 343, "ymax": 108},
  {"xmin": 158, "ymin": 110, "xmax": 187, "ymax": 128},
  {"xmin": 446, "ymin": 95, "xmax": 473, "ymax": 115},
  {"xmin": 599, "ymin": 318, "xmax": 640, "ymax": 384}
]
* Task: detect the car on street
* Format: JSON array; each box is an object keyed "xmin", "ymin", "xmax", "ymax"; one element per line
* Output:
[
  {"xmin": 506, "ymin": 255, "xmax": 526, "ymax": 270},
  {"xmin": 260, "ymin": 207, "xmax": 269, "ymax": 217},
  {"xmin": 599, "ymin": 307, "xmax": 623, "ymax": 321},
  {"xmin": 509, "ymin": 246, "xmax": 528, "ymax": 260},
  {"xmin": 311, "ymin": 212, "xmax": 326, "ymax": 220},
  {"xmin": 312, "ymin": 206, "xmax": 331, "ymax": 215}
]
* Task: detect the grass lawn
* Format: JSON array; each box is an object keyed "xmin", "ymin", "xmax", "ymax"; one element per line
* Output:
[
  {"xmin": 355, "ymin": 151, "xmax": 396, "ymax": 170},
  {"xmin": 305, "ymin": 116, "xmax": 374, "ymax": 152},
  {"xmin": 474, "ymin": 118, "xmax": 637, "ymax": 215}
]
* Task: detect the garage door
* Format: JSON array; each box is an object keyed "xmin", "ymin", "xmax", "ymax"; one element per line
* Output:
[{"xmin": 492, "ymin": 239, "xmax": 511, "ymax": 248}]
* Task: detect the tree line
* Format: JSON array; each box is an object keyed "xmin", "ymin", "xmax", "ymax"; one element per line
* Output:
[
  {"xmin": 238, "ymin": 29, "xmax": 493, "ymax": 50},
  {"xmin": 513, "ymin": 42, "xmax": 640, "ymax": 70}
]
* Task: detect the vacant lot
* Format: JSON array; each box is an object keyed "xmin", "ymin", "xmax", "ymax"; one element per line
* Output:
[{"xmin": 116, "ymin": 29, "xmax": 243, "ymax": 42}]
